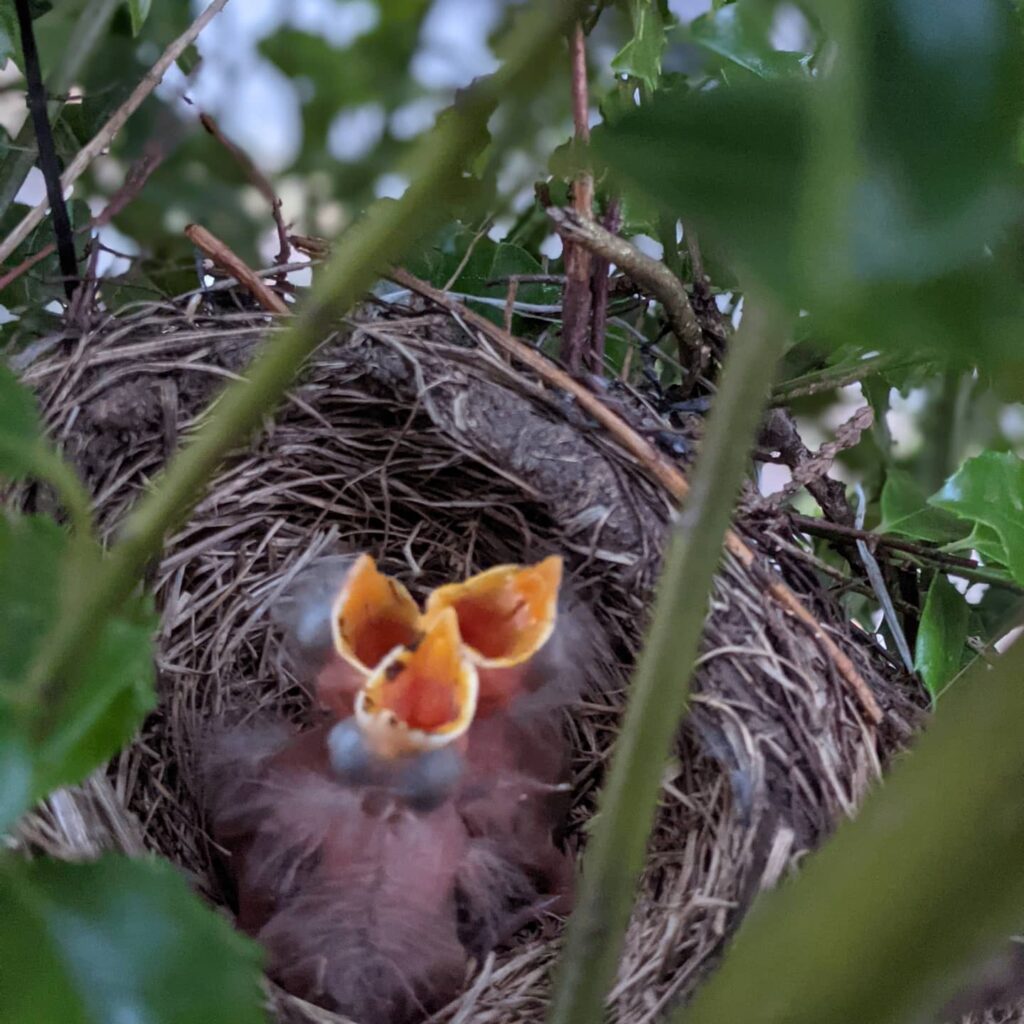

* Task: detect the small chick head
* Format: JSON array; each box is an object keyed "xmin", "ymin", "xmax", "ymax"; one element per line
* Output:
[
  {"xmin": 355, "ymin": 607, "xmax": 478, "ymax": 759},
  {"xmin": 331, "ymin": 554, "xmax": 421, "ymax": 675},
  {"xmin": 424, "ymin": 555, "xmax": 563, "ymax": 669}
]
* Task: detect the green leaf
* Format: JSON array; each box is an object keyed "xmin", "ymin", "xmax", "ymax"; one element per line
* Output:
[
  {"xmin": 0, "ymin": 516, "xmax": 156, "ymax": 799},
  {"xmin": 126, "ymin": 0, "xmax": 150, "ymax": 35},
  {"xmin": 0, "ymin": 515, "xmax": 66, "ymax": 685},
  {"xmin": 593, "ymin": 0, "xmax": 1024, "ymax": 378},
  {"xmin": 0, "ymin": 362, "xmax": 44, "ymax": 481},
  {"xmin": 612, "ymin": 0, "xmax": 672, "ymax": 92},
  {"xmin": 35, "ymin": 610, "xmax": 156, "ymax": 794},
  {"xmin": 877, "ymin": 468, "xmax": 969, "ymax": 544},
  {"xmin": 0, "ymin": 0, "xmax": 53, "ymax": 65},
  {"xmin": 0, "ymin": 855, "xmax": 265, "ymax": 1024},
  {"xmin": 951, "ymin": 522, "xmax": 1011, "ymax": 566},
  {"xmin": 690, "ymin": 1, "xmax": 812, "ymax": 80},
  {"xmin": 915, "ymin": 573, "xmax": 970, "ymax": 698},
  {"xmin": 0, "ymin": 711, "xmax": 32, "ymax": 832},
  {"xmin": 930, "ymin": 452, "xmax": 1024, "ymax": 584}
]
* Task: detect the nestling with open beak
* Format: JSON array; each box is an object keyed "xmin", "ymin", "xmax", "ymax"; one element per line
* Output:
[{"xmin": 202, "ymin": 552, "xmax": 587, "ymax": 1022}]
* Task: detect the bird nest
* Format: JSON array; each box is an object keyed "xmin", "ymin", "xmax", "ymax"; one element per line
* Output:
[{"xmin": 13, "ymin": 295, "xmax": 924, "ymax": 1024}]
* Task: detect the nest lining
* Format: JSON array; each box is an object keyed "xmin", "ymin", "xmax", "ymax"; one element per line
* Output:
[{"xmin": 12, "ymin": 297, "xmax": 924, "ymax": 1024}]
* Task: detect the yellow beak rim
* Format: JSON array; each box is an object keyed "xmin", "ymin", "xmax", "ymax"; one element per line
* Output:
[
  {"xmin": 355, "ymin": 607, "xmax": 478, "ymax": 756},
  {"xmin": 423, "ymin": 555, "xmax": 563, "ymax": 669},
  {"xmin": 330, "ymin": 554, "xmax": 421, "ymax": 675}
]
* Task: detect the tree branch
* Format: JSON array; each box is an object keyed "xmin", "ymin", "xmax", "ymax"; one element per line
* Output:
[
  {"xmin": 560, "ymin": 21, "xmax": 594, "ymax": 373},
  {"xmin": 549, "ymin": 205, "xmax": 703, "ymax": 364}
]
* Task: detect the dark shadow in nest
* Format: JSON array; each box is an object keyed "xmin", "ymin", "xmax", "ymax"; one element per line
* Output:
[{"xmin": 13, "ymin": 298, "xmax": 929, "ymax": 1024}]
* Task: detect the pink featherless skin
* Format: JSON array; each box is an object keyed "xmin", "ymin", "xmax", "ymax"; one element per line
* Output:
[
  {"xmin": 203, "ymin": 723, "xmax": 468, "ymax": 1022},
  {"xmin": 200, "ymin": 554, "xmax": 596, "ymax": 1022}
]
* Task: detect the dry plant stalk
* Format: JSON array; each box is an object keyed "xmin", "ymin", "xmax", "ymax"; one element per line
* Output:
[
  {"xmin": 559, "ymin": 21, "xmax": 595, "ymax": 374},
  {"xmin": 185, "ymin": 223, "xmax": 290, "ymax": 315}
]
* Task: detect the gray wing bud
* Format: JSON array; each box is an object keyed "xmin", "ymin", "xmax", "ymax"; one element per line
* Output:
[{"xmin": 272, "ymin": 555, "xmax": 355, "ymax": 670}]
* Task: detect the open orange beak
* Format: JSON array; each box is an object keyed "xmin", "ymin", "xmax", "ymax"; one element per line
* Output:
[
  {"xmin": 355, "ymin": 608, "xmax": 478, "ymax": 758},
  {"xmin": 331, "ymin": 554, "xmax": 421, "ymax": 675},
  {"xmin": 424, "ymin": 555, "xmax": 563, "ymax": 668},
  {"xmin": 423, "ymin": 556, "xmax": 563, "ymax": 713}
]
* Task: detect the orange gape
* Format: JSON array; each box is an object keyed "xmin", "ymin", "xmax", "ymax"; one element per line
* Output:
[
  {"xmin": 315, "ymin": 555, "xmax": 420, "ymax": 717},
  {"xmin": 425, "ymin": 556, "xmax": 563, "ymax": 714},
  {"xmin": 205, "ymin": 551, "xmax": 582, "ymax": 1024},
  {"xmin": 360, "ymin": 609, "xmax": 474, "ymax": 739},
  {"xmin": 334, "ymin": 554, "xmax": 420, "ymax": 670}
]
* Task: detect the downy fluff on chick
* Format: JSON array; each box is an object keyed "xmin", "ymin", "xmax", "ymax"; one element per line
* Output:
[{"xmin": 202, "ymin": 552, "xmax": 591, "ymax": 1022}]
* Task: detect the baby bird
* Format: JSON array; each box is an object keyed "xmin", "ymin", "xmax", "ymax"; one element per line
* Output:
[{"xmin": 202, "ymin": 552, "xmax": 586, "ymax": 1022}]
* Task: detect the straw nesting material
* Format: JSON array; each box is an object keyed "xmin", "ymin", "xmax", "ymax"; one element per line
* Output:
[{"xmin": 12, "ymin": 296, "xmax": 925, "ymax": 1023}]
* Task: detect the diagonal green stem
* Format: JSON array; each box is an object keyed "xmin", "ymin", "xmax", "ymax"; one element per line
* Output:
[
  {"xmin": 24, "ymin": 0, "xmax": 581, "ymax": 702},
  {"xmin": 0, "ymin": 0, "xmax": 122, "ymax": 219},
  {"xmin": 546, "ymin": 295, "xmax": 790, "ymax": 1024}
]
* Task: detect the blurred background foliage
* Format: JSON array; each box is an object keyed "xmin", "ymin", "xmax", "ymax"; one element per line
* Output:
[{"xmin": 2, "ymin": 0, "xmax": 1024, "ymax": 1020}]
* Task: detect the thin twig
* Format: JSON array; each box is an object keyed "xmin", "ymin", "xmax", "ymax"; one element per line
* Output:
[
  {"xmin": 486, "ymin": 273, "xmax": 566, "ymax": 286},
  {"xmin": 0, "ymin": 142, "xmax": 165, "ymax": 294},
  {"xmin": 560, "ymin": 21, "xmax": 594, "ymax": 373},
  {"xmin": 389, "ymin": 267, "xmax": 884, "ymax": 725},
  {"xmin": 853, "ymin": 484, "xmax": 914, "ymax": 673},
  {"xmin": 788, "ymin": 513, "xmax": 1024, "ymax": 592},
  {"xmin": 199, "ymin": 112, "xmax": 290, "ymax": 270},
  {"xmin": 185, "ymin": 223, "xmax": 290, "ymax": 315},
  {"xmin": 0, "ymin": 0, "xmax": 232, "ymax": 265},
  {"xmin": 549, "ymin": 205, "xmax": 704, "ymax": 367},
  {"xmin": 685, "ymin": 221, "xmax": 706, "ymax": 285},
  {"xmin": 770, "ymin": 352, "xmax": 907, "ymax": 404},
  {"xmin": 442, "ymin": 219, "xmax": 491, "ymax": 291},
  {"xmin": 14, "ymin": 0, "xmax": 78, "ymax": 299},
  {"xmin": 589, "ymin": 197, "xmax": 621, "ymax": 373},
  {"xmin": 790, "ymin": 514, "xmax": 974, "ymax": 568}
]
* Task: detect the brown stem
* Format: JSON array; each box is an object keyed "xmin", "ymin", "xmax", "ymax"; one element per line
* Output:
[
  {"xmin": 560, "ymin": 20, "xmax": 594, "ymax": 374},
  {"xmin": 551, "ymin": 205, "xmax": 704, "ymax": 360},
  {"xmin": 0, "ymin": 142, "xmax": 165, "ymax": 295},
  {"xmin": 761, "ymin": 406, "xmax": 857, "ymax": 527},
  {"xmin": 185, "ymin": 222, "xmax": 290, "ymax": 315},
  {"xmin": 790, "ymin": 514, "xmax": 971, "ymax": 569},
  {"xmin": 200, "ymin": 112, "xmax": 291, "ymax": 273},
  {"xmin": 588, "ymin": 197, "xmax": 621, "ymax": 374}
]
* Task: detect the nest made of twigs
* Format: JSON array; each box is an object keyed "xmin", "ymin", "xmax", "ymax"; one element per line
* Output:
[{"xmin": 12, "ymin": 294, "xmax": 924, "ymax": 1024}]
